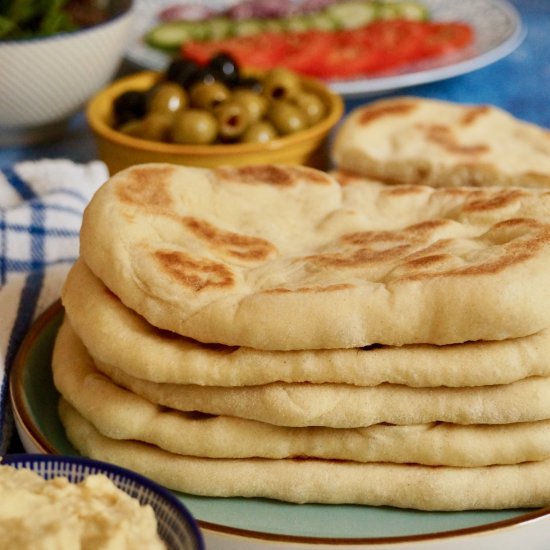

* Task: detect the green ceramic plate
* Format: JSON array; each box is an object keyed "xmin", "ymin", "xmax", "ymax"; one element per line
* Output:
[{"xmin": 10, "ymin": 301, "xmax": 550, "ymax": 548}]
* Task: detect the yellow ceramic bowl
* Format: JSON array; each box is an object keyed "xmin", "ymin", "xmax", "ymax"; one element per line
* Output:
[{"xmin": 86, "ymin": 70, "xmax": 344, "ymax": 174}]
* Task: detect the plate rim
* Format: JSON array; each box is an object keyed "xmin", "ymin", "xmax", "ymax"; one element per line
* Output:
[{"xmin": 9, "ymin": 299, "xmax": 550, "ymax": 546}]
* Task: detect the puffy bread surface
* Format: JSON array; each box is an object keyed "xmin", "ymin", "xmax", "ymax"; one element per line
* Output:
[
  {"xmin": 62, "ymin": 259, "xmax": 550, "ymax": 387},
  {"xmin": 52, "ymin": 322, "xmax": 550, "ymax": 467},
  {"xmin": 61, "ymin": 402, "xmax": 550, "ymax": 510},
  {"xmin": 332, "ymin": 96, "xmax": 550, "ymax": 188},
  {"xmin": 80, "ymin": 163, "xmax": 550, "ymax": 349}
]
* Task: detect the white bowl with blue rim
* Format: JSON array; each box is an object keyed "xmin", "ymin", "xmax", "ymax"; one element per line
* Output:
[{"xmin": 2, "ymin": 453, "xmax": 204, "ymax": 550}]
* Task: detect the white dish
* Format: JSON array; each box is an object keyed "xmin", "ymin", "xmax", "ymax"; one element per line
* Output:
[{"xmin": 125, "ymin": 0, "xmax": 525, "ymax": 97}]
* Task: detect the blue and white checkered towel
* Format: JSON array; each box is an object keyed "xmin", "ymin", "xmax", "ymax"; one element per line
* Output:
[{"xmin": 0, "ymin": 159, "xmax": 108, "ymax": 453}]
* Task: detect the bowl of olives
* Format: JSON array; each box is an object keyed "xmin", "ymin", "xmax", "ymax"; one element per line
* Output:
[{"xmin": 86, "ymin": 54, "xmax": 344, "ymax": 174}]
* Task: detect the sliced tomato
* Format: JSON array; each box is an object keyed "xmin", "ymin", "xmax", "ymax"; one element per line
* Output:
[
  {"xmin": 280, "ymin": 31, "xmax": 334, "ymax": 75},
  {"xmin": 420, "ymin": 22, "xmax": 474, "ymax": 57},
  {"xmin": 303, "ymin": 29, "xmax": 384, "ymax": 78},
  {"xmin": 182, "ymin": 20, "xmax": 474, "ymax": 80},
  {"xmin": 359, "ymin": 20, "xmax": 429, "ymax": 71},
  {"xmin": 183, "ymin": 32, "xmax": 289, "ymax": 70}
]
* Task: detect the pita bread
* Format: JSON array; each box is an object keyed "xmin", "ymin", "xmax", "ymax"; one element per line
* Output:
[
  {"xmin": 332, "ymin": 96, "xmax": 550, "ymax": 188},
  {"xmin": 60, "ymin": 402, "xmax": 550, "ymax": 511},
  {"xmin": 63, "ymin": 259, "xmax": 550, "ymax": 387},
  {"xmin": 55, "ymin": 308, "xmax": 550, "ymax": 429},
  {"xmin": 80, "ymin": 163, "xmax": 550, "ymax": 350},
  {"xmin": 52, "ymin": 321, "xmax": 550, "ymax": 466},
  {"xmin": 97, "ymin": 359, "xmax": 550, "ymax": 428}
]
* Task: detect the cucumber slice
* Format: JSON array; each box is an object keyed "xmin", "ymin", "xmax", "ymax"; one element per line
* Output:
[
  {"xmin": 232, "ymin": 18, "xmax": 266, "ymax": 37},
  {"xmin": 145, "ymin": 21, "xmax": 209, "ymax": 51},
  {"xmin": 303, "ymin": 13, "xmax": 340, "ymax": 32},
  {"xmin": 284, "ymin": 15, "xmax": 314, "ymax": 32},
  {"xmin": 205, "ymin": 17, "xmax": 234, "ymax": 40},
  {"xmin": 394, "ymin": 1, "xmax": 429, "ymax": 21},
  {"xmin": 326, "ymin": 1, "xmax": 379, "ymax": 29},
  {"xmin": 263, "ymin": 18, "xmax": 287, "ymax": 33}
]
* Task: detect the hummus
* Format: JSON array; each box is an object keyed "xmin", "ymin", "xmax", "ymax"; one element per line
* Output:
[{"xmin": 0, "ymin": 465, "xmax": 166, "ymax": 550}]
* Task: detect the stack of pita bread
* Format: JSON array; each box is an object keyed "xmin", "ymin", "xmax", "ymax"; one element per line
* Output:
[{"xmin": 54, "ymin": 98, "xmax": 550, "ymax": 511}]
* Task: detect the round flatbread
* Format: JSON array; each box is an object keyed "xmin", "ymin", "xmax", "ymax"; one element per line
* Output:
[
  {"xmin": 80, "ymin": 163, "xmax": 550, "ymax": 349},
  {"xmin": 60, "ymin": 401, "xmax": 550, "ymax": 511},
  {"xmin": 54, "ymin": 321, "xmax": 550, "ymax": 429},
  {"xmin": 332, "ymin": 96, "xmax": 550, "ymax": 188},
  {"xmin": 52, "ymin": 321, "xmax": 550, "ymax": 467},
  {"xmin": 63, "ymin": 259, "xmax": 550, "ymax": 387}
]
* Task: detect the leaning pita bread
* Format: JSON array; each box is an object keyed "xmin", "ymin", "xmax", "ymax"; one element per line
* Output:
[
  {"xmin": 331, "ymin": 96, "xmax": 550, "ymax": 188},
  {"xmin": 52, "ymin": 321, "xmax": 550, "ymax": 467},
  {"xmin": 60, "ymin": 402, "xmax": 550, "ymax": 511},
  {"xmin": 80, "ymin": 163, "xmax": 550, "ymax": 350},
  {"xmin": 63, "ymin": 259, "xmax": 550, "ymax": 387}
]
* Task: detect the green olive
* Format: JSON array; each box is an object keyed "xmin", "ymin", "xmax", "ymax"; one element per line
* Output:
[
  {"xmin": 214, "ymin": 100, "xmax": 250, "ymax": 141},
  {"xmin": 262, "ymin": 67, "xmax": 301, "ymax": 102},
  {"xmin": 189, "ymin": 81, "xmax": 230, "ymax": 111},
  {"xmin": 118, "ymin": 119, "xmax": 143, "ymax": 138},
  {"xmin": 232, "ymin": 89, "xmax": 268, "ymax": 123},
  {"xmin": 171, "ymin": 109, "xmax": 218, "ymax": 145},
  {"xmin": 148, "ymin": 82, "xmax": 188, "ymax": 117},
  {"xmin": 242, "ymin": 121, "xmax": 278, "ymax": 143},
  {"xmin": 293, "ymin": 92, "xmax": 326, "ymax": 125},
  {"xmin": 119, "ymin": 113, "xmax": 173, "ymax": 141},
  {"xmin": 267, "ymin": 100, "xmax": 308, "ymax": 135}
]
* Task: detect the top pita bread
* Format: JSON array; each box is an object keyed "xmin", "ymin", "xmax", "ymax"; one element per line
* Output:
[
  {"xmin": 63, "ymin": 258, "xmax": 550, "ymax": 387},
  {"xmin": 332, "ymin": 96, "xmax": 550, "ymax": 188},
  {"xmin": 80, "ymin": 163, "xmax": 550, "ymax": 350}
]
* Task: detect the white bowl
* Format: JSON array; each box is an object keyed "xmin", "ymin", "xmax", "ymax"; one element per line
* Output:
[
  {"xmin": 2, "ymin": 453, "xmax": 204, "ymax": 549},
  {"xmin": 0, "ymin": 0, "xmax": 135, "ymax": 146}
]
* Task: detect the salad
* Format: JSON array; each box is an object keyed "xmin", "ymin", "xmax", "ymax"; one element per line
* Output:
[
  {"xmin": 0, "ymin": 0, "xmax": 108, "ymax": 40},
  {"xmin": 144, "ymin": 0, "xmax": 474, "ymax": 80}
]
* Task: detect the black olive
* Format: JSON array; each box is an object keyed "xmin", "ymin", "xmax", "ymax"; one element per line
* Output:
[
  {"xmin": 208, "ymin": 52, "xmax": 240, "ymax": 87},
  {"xmin": 113, "ymin": 90, "xmax": 148, "ymax": 127},
  {"xmin": 234, "ymin": 75, "xmax": 263, "ymax": 94},
  {"xmin": 166, "ymin": 57, "xmax": 200, "ymax": 89},
  {"xmin": 186, "ymin": 66, "xmax": 224, "ymax": 88}
]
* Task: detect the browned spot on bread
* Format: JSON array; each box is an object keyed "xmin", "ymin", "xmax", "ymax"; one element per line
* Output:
[
  {"xmin": 182, "ymin": 217, "xmax": 276, "ymax": 261},
  {"xmin": 343, "ymin": 230, "xmax": 410, "ymax": 246},
  {"xmin": 116, "ymin": 166, "xmax": 174, "ymax": 208},
  {"xmin": 462, "ymin": 189, "xmax": 528, "ymax": 213},
  {"xmin": 310, "ymin": 243, "xmax": 413, "ymax": 268},
  {"xmin": 263, "ymin": 283, "xmax": 354, "ymax": 294},
  {"xmin": 402, "ymin": 253, "xmax": 456, "ymax": 269},
  {"xmin": 215, "ymin": 165, "xmax": 332, "ymax": 187},
  {"xmin": 524, "ymin": 171, "xmax": 550, "ymax": 185},
  {"xmin": 358, "ymin": 100, "xmax": 417, "ymax": 125},
  {"xmin": 461, "ymin": 106, "xmax": 490, "ymax": 125},
  {"xmin": 493, "ymin": 218, "xmax": 542, "ymax": 230},
  {"xmin": 397, "ymin": 224, "xmax": 550, "ymax": 281},
  {"xmin": 332, "ymin": 169, "xmax": 365, "ymax": 186},
  {"xmin": 403, "ymin": 219, "xmax": 452, "ymax": 235},
  {"xmin": 422, "ymin": 124, "xmax": 490, "ymax": 155},
  {"xmin": 154, "ymin": 250, "xmax": 234, "ymax": 291},
  {"xmin": 382, "ymin": 185, "xmax": 427, "ymax": 196}
]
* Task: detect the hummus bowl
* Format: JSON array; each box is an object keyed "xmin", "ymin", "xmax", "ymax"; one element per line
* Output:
[{"xmin": 1, "ymin": 453, "xmax": 204, "ymax": 550}]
